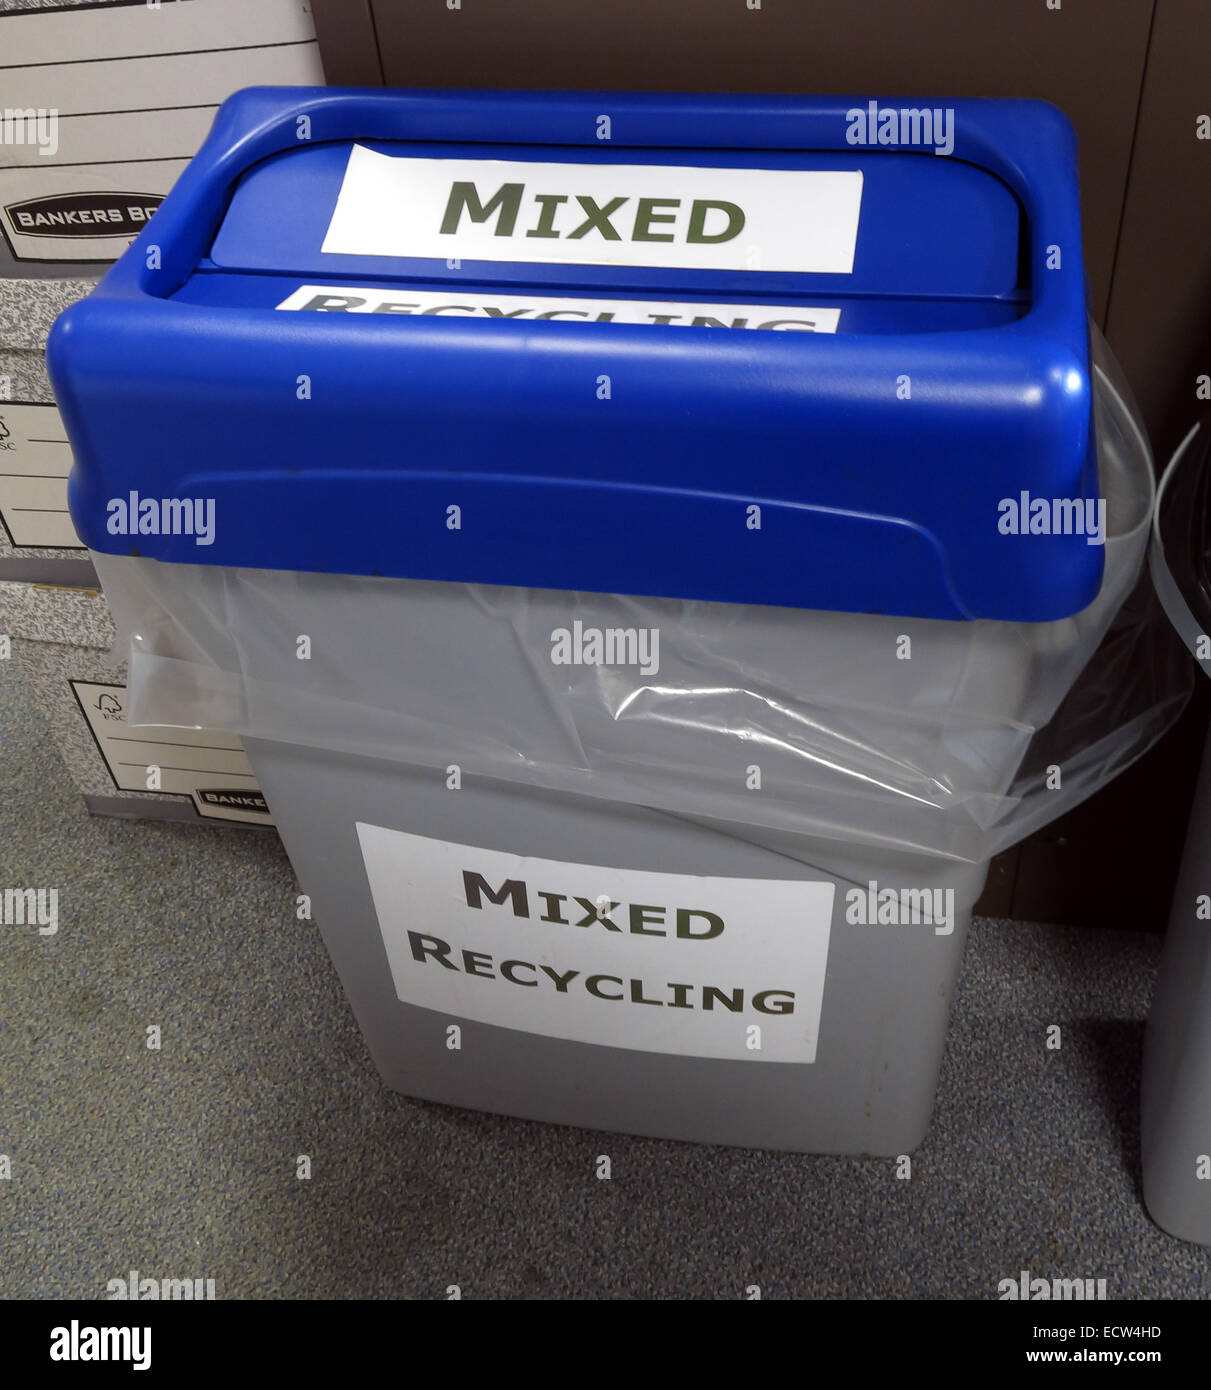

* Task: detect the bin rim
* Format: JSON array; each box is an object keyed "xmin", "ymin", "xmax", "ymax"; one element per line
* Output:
[{"xmin": 1150, "ymin": 419, "xmax": 1209, "ymax": 671}]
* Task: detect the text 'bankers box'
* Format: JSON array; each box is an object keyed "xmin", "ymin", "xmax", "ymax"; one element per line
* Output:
[{"xmin": 49, "ymin": 88, "xmax": 1166, "ymax": 1152}]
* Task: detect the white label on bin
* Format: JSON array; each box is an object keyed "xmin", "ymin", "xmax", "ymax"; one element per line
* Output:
[
  {"xmin": 322, "ymin": 147, "xmax": 864, "ymax": 275},
  {"xmin": 275, "ymin": 284, "xmax": 842, "ymax": 332},
  {"xmin": 356, "ymin": 824, "xmax": 835, "ymax": 1063}
]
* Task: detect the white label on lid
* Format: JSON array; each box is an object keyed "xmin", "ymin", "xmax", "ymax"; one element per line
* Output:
[
  {"xmin": 321, "ymin": 147, "xmax": 864, "ymax": 275},
  {"xmin": 356, "ymin": 824, "xmax": 835, "ymax": 1063},
  {"xmin": 274, "ymin": 283, "xmax": 841, "ymax": 331}
]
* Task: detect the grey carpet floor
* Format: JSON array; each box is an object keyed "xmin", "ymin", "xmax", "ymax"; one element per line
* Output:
[{"xmin": 2, "ymin": 652, "xmax": 1209, "ymax": 1300}]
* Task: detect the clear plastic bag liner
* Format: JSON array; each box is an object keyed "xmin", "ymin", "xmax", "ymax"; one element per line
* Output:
[{"xmin": 99, "ymin": 332, "xmax": 1192, "ymax": 865}]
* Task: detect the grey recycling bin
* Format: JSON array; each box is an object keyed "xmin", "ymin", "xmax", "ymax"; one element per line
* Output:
[
  {"xmin": 83, "ymin": 366, "xmax": 1158, "ymax": 1156},
  {"xmin": 48, "ymin": 87, "xmax": 1185, "ymax": 1154},
  {"xmin": 1141, "ymin": 414, "xmax": 1211, "ymax": 1244}
]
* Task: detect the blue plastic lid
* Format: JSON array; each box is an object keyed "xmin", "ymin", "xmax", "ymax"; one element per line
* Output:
[{"xmin": 49, "ymin": 87, "xmax": 1100, "ymax": 621}]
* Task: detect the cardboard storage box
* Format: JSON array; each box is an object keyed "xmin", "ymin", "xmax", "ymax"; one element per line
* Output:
[
  {"xmin": 0, "ymin": 277, "xmax": 99, "ymax": 582},
  {"xmin": 0, "ymin": 579, "xmax": 274, "ymax": 828},
  {"xmin": 0, "ymin": 0, "xmax": 323, "ymax": 277}
]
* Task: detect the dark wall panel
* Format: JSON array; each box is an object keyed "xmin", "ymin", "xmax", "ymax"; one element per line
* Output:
[{"xmin": 363, "ymin": 0, "xmax": 1156, "ymax": 321}]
